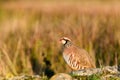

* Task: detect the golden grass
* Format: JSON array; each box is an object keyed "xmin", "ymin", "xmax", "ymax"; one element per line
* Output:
[{"xmin": 0, "ymin": 1, "xmax": 120, "ymax": 78}]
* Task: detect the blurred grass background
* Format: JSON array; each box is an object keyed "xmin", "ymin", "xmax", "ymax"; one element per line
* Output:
[{"xmin": 0, "ymin": 0, "xmax": 120, "ymax": 78}]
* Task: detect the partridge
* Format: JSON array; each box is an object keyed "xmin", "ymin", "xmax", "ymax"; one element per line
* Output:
[{"xmin": 60, "ymin": 37, "xmax": 96, "ymax": 70}]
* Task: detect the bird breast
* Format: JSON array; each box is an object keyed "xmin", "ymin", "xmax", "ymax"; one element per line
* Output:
[
  {"xmin": 63, "ymin": 52, "xmax": 81, "ymax": 70},
  {"xmin": 63, "ymin": 52, "xmax": 72, "ymax": 66}
]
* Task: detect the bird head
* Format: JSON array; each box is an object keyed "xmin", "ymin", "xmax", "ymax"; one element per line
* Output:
[{"xmin": 60, "ymin": 37, "xmax": 71, "ymax": 45}]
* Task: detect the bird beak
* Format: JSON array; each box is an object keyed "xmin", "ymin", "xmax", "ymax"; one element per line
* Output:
[
  {"xmin": 59, "ymin": 38, "xmax": 65, "ymax": 44},
  {"xmin": 59, "ymin": 38, "xmax": 62, "ymax": 41},
  {"xmin": 59, "ymin": 38, "xmax": 62, "ymax": 43}
]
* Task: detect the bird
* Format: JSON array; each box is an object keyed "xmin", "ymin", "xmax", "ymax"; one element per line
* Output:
[{"xmin": 60, "ymin": 37, "xmax": 96, "ymax": 70}]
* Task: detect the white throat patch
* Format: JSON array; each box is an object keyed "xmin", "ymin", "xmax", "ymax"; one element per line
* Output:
[{"xmin": 61, "ymin": 40, "xmax": 66, "ymax": 44}]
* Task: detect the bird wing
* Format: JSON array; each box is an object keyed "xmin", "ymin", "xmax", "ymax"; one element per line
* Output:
[
  {"xmin": 68, "ymin": 45, "xmax": 95, "ymax": 69},
  {"xmin": 76, "ymin": 48, "xmax": 95, "ymax": 68}
]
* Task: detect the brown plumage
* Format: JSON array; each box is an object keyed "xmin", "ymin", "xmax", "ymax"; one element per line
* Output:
[{"xmin": 60, "ymin": 37, "xmax": 96, "ymax": 70}]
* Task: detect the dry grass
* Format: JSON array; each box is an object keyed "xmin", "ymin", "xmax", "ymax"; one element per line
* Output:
[{"xmin": 0, "ymin": 1, "xmax": 120, "ymax": 78}]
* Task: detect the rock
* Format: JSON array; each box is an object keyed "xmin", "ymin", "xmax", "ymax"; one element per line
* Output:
[
  {"xmin": 50, "ymin": 73, "xmax": 72, "ymax": 80},
  {"xmin": 71, "ymin": 66, "xmax": 119, "ymax": 76}
]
